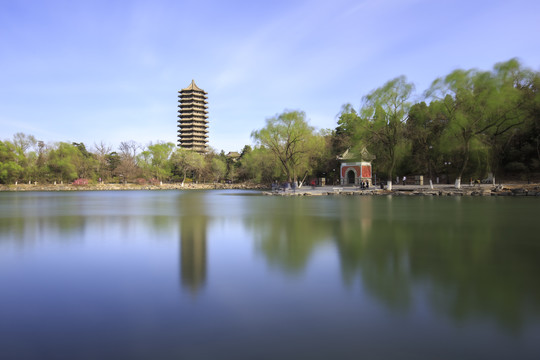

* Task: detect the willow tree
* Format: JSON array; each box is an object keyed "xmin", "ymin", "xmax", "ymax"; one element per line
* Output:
[
  {"xmin": 236, "ymin": 146, "xmax": 281, "ymax": 183},
  {"xmin": 251, "ymin": 110, "xmax": 320, "ymax": 183},
  {"xmin": 426, "ymin": 59, "xmax": 529, "ymax": 184},
  {"xmin": 488, "ymin": 59, "xmax": 536, "ymax": 174},
  {"xmin": 138, "ymin": 141, "xmax": 176, "ymax": 181},
  {"xmin": 405, "ymin": 101, "xmax": 448, "ymax": 179},
  {"xmin": 351, "ymin": 76, "xmax": 415, "ymax": 179},
  {"xmin": 170, "ymin": 148, "xmax": 204, "ymax": 186}
]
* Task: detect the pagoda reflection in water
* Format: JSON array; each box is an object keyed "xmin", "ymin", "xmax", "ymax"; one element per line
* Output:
[{"xmin": 179, "ymin": 193, "xmax": 208, "ymax": 294}]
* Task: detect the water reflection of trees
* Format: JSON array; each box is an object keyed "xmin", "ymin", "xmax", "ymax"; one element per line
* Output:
[
  {"xmin": 243, "ymin": 197, "xmax": 336, "ymax": 274},
  {"xmin": 3, "ymin": 191, "xmax": 539, "ymax": 331},
  {"xmin": 0, "ymin": 192, "xmax": 182, "ymax": 246},
  {"xmin": 0, "ymin": 194, "xmax": 87, "ymax": 243},
  {"xmin": 247, "ymin": 196, "xmax": 540, "ymax": 331},
  {"xmin": 0, "ymin": 215, "xmax": 87, "ymax": 245},
  {"xmin": 0, "ymin": 191, "xmax": 211, "ymax": 297}
]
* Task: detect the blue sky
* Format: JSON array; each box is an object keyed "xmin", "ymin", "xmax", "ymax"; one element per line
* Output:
[{"xmin": 2, "ymin": 0, "xmax": 540, "ymax": 153}]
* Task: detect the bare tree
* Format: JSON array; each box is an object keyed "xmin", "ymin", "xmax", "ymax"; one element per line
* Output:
[
  {"xmin": 12, "ymin": 132, "xmax": 37, "ymax": 154},
  {"xmin": 92, "ymin": 141, "xmax": 112, "ymax": 181},
  {"xmin": 116, "ymin": 141, "xmax": 142, "ymax": 182}
]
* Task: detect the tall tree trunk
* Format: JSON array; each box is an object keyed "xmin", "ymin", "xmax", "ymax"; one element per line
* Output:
[
  {"xmin": 458, "ymin": 137, "xmax": 471, "ymax": 183},
  {"xmin": 181, "ymin": 171, "xmax": 186, "ymax": 187},
  {"xmin": 536, "ymin": 136, "xmax": 540, "ymax": 162},
  {"xmin": 388, "ymin": 147, "xmax": 396, "ymax": 181}
]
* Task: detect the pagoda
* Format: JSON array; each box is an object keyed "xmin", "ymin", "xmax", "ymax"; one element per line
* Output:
[{"xmin": 178, "ymin": 80, "xmax": 209, "ymax": 152}]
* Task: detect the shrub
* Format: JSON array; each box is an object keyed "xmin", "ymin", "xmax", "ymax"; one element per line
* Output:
[
  {"xmin": 135, "ymin": 178, "xmax": 147, "ymax": 185},
  {"xmin": 73, "ymin": 178, "xmax": 89, "ymax": 186}
]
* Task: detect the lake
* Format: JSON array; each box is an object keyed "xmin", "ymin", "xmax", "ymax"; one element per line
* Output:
[{"xmin": 1, "ymin": 190, "xmax": 539, "ymax": 359}]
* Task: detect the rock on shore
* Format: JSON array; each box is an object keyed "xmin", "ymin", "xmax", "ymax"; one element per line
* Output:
[{"xmin": 262, "ymin": 184, "xmax": 540, "ymax": 197}]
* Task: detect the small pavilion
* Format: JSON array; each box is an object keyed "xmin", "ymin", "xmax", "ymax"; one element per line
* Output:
[{"xmin": 337, "ymin": 147, "xmax": 375, "ymax": 186}]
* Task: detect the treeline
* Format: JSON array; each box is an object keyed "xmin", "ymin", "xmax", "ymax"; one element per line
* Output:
[
  {"xmin": 1, "ymin": 58, "xmax": 539, "ymax": 185},
  {"xmin": 336, "ymin": 58, "xmax": 540, "ymax": 183},
  {"xmin": 247, "ymin": 58, "xmax": 540, "ymax": 185},
  {"xmin": 0, "ymin": 130, "xmax": 323, "ymax": 185},
  {"xmin": 0, "ymin": 135, "xmax": 256, "ymax": 185}
]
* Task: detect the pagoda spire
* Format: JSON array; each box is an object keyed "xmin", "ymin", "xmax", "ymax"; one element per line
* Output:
[{"xmin": 182, "ymin": 79, "xmax": 204, "ymax": 92}]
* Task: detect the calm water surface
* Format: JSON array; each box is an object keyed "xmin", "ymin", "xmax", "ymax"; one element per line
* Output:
[{"xmin": 1, "ymin": 190, "xmax": 539, "ymax": 359}]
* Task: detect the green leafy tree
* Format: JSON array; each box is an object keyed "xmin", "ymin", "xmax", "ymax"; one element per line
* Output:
[
  {"xmin": 232, "ymin": 145, "xmax": 252, "ymax": 182},
  {"xmin": 488, "ymin": 59, "xmax": 537, "ymax": 177},
  {"xmin": 72, "ymin": 142, "xmax": 97, "ymax": 179},
  {"xmin": 106, "ymin": 152, "xmax": 121, "ymax": 177},
  {"xmin": 499, "ymin": 69, "xmax": 540, "ymax": 181},
  {"xmin": 425, "ymin": 59, "xmax": 530, "ymax": 183},
  {"xmin": 237, "ymin": 146, "xmax": 280, "ymax": 183},
  {"xmin": 170, "ymin": 148, "xmax": 205, "ymax": 185},
  {"xmin": 28, "ymin": 140, "xmax": 49, "ymax": 183},
  {"xmin": 334, "ymin": 103, "xmax": 358, "ymax": 154},
  {"xmin": 405, "ymin": 101, "xmax": 448, "ymax": 180},
  {"xmin": 210, "ymin": 157, "xmax": 227, "ymax": 182},
  {"xmin": 10, "ymin": 133, "xmax": 41, "ymax": 183},
  {"xmin": 138, "ymin": 141, "xmax": 176, "ymax": 181},
  {"xmin": 342, "ymin": 76, "xmax": 415, "ymax": 180},
  {"xmin": 251, "ymin": 110, "xmax": 320, "ymax": 183},
  {"xmin": 224, "ymin": 155, "xmax": 238, "ymax": 183},
  {"xmin": 240, "ymin": 145, "xmax": 252, "ymax": 157},
  {"xmin": 310, "ymin": 129, "xmax": 340, "ymax": 185},
  {"xmin": 46, "ymin": 142, "xmax": 81, "ymax": 182},
  {"xmin": 0, "ymin": 141, "xmax": 24, "ymax": 184}
]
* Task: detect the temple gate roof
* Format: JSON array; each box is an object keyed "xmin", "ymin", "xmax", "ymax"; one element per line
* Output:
[{"xmin": 337, "ymin": 147, "xmax": 375, "ymax": 162}]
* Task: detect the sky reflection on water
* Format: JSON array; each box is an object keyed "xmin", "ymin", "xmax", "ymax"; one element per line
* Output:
[{"xmin": 1, "ymin": 190, "xmax": 539, "ymax": 359}]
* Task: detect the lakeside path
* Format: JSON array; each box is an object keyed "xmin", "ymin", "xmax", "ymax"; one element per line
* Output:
[
  {"xmin": 263, "ymin": 183, "xmax": 540, "ymax": 197},
  {"xmin": 1, "ymin": 183, "xmax": 539, "ymax": 196}
]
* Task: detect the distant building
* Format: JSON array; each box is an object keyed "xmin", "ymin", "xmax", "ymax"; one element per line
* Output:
[
  {"xmin": 337, "ymin": 147, "xmax": 375, "ymax": 186},
  {"xmin": 177, "ymin": 80, "xmax": 209, "ymax": 152},
  {"xmin": 226, "ymin": 151, "xmax": 241, "ymax": 162}
]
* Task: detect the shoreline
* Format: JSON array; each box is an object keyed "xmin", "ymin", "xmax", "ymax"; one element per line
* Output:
[
  {"xmin": 1, "ymin": 183, "xmax": 539, "ymax": 196},
  {"xmin": 262, "ymin": 183, "xmax": 540, "ymax": 197},
  {"xmin": 0, "ymin": 183, "xmax": 267, "ymax": 192}
]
